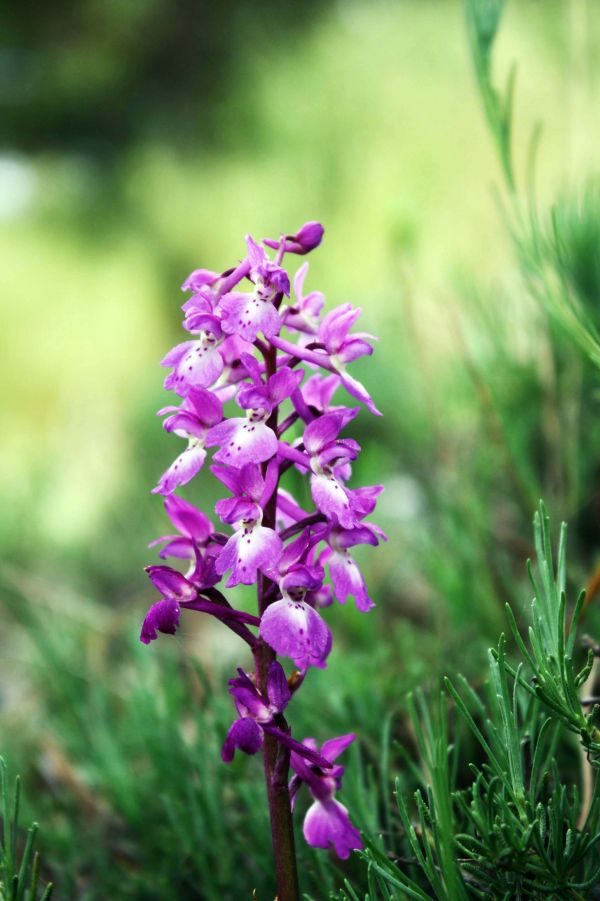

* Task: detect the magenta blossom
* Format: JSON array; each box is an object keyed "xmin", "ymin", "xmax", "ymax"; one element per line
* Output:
[
  {"xmin": 152, "ymin": 387, "xmax": 223, "ymax": 495},
  {"xmin": 318, "ymin": 304, "xmax": 381, "ymax": 416},
  {"xmin": 213, "ymin": 464, "xmax": 283, "ymax": 587},
  {"xmin": 290, "ymin": 733, "xmax": 363, "ymax": 859},
  {"xmin": 219, "ymin": 236, "xmax": 289, "ymax": 343},
  {"xmin": 222, "ymin": 662, "xmax": 333, "ymax": 768},
  {"xmin": 320, "ymin": 523, "xmax": 386, "ymax": 612},
  {"xmin": 140, "ymin": 564, "xmax": 259, "ymax": 645},
  {"xmin": 148, "ymin": 495, "xmax": 221, "ymax": 589},
  {"xmin": 258, "ymin": 531, "xmax": 332, "ymax": 670},
  {"xmin": 282, "ymin": 263, "xmax": 325, "ymax": 336},
  {"xmin": 303, "ymin": 409, "xmax": 361, "ymax": 529},
  {"xmin": 205, "ymin": 360, "xmax": 302, "ymax": 467}
]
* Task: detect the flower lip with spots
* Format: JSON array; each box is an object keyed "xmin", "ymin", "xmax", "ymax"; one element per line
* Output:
[
  {"xmin": 218, "ymin": 235, "xmax": 290, "ymax": 343},
  {"xmin": 259, "ymin": 554, "xmax": 333, "ymax": 671},
  {"xmin": 205, "ymin": 359, "xmax": 302, "ymax": 468},
  {"xmin": 162, "ymin": 315, "xmax": 225, "ymax": 397}
]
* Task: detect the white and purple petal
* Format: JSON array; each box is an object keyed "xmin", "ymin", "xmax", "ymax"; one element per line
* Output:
[
  {"xmin": 328, "ymin": 549, "xmax": 375, "ymax": 612},
  {"xmin": 206, "ymin": 418, "xmax": 277, "ymax": 467},
  {"xmin": 152, "ymin": 444, "xmax": 207, "ymax": 495},
  {"xmin": 260, "ymin": 599, "xmax": 332, "ymax": 671},
  {"xmin": 310, "ymin": 472, "xmax": 356, "ymax": 529},
  {"xmin": 216, "ymin": 525, "xmax": 283, "ymax": 587},
  {"xmin": 303, "ymin": 798, "xmax": 363, "ymax": 859},
  {"xmin": 165, "ymin": 340, "xmax": 224, "ymax": 396},
  {"xmin": 220, "ymin": 292, "xmax": 282, "ymax": 342}
]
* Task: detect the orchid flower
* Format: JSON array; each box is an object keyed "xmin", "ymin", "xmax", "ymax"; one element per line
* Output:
[{"xmin": 141, "ymin": 222, "xmax": 382, "ymax": 890}]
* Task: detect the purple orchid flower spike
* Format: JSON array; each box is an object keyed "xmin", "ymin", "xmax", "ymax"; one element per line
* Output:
[
  {"xmin": 142, "ymin": 221, "xmax": 381, "ymax": 895},
  {"xmin": 152, "ymin": 387, "xmax": 223, "ymax": 495},
  {"xmin": 290, "ymin": 733, "xmax": 362, "ymax": 859},
  {"xmin": 263, "ymin": 221, "xmax": 324, "ymax": 256}
]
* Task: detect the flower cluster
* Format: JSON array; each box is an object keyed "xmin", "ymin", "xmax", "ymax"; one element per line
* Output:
[{"xmin": 141, "ymin": 221, "xmax": 384, "ymax": 860}]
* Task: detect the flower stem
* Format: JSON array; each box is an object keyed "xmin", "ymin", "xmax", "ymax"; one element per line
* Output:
[
  {"xmin": 254, "ymin": 337, "xmax": 300, "ymax": 901},
  {"xmin": 254, "ymin": 641, "xmax": 300, "ymax": 901}
]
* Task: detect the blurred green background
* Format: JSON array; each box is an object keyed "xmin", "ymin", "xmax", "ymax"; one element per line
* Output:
[{"xmin": 2, "ymin": 0, "xmax": 600, "ymax": 897}]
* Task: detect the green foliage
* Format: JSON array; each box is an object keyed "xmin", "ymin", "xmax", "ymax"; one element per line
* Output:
[
  {"xmin": 0, "ymin": 759, "xmax": 53, "ymax": 901},
  {"xmin": 338, "ymin": 506, "xmax": 600, "ymax": 899},
  {"xmin": 1, "ymin": 580, "xmax": 415, "ymax": 899},
  {"xmin": 467, "ymin": 0, "xmax": 600, "ymax": 372},
  {"xmin": 466, "ymin": 0, "xmax": 515, "ymax": 190}
]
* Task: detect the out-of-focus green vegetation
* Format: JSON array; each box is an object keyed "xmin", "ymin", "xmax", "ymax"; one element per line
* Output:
[{"xmin": 2, "ymin": 0, "xmax": 600, "ymax": 897}]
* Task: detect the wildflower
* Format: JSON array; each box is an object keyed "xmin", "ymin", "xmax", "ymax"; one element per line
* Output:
[
  {"xmin": 205, "ymin": 360, "xmax": 302, "ymax": 467},
  {"xmin": 318, "ymin": 304, "xmax": 381, "ymax": 416},
  {"xmin": 282, "ymin": 263, "xmax": 325, "ymax": 336},
  {"xmin": 303, "ymin": 409, "xmax": 361, "ymax": 528},
  {"xmin": 148, "ymin": 495, "xmax": 221, "ymax": 588},
  {"xmin": 219, "ymin": 236, "xmax": 289, "ymax": 342},
  {"xmin": 259, "ymin": 552, "xmax": 332, "ymax": 670},
  {"xmin": 142, "ymin": 221, "xmax": 382, "ymax": 880},
  {"xmin": 320, "ymin": 523, "xmax": 386, "ymax": 612},
  {"xmin": 222, "ymin": 662, "xmax": 334, "ymax": 766},
  {"xmin": 162, "ymin": 314, "xmax": 225, "ymax": 396},
  {"xmin": 290, "ymin": 733, "xmax": 362, "ymax": 859},
  {"xmin": 140, "ymin": 564, "xmax": 259, "ymax": 644},
  {"xmin": 152, "ymin": 387, "xmax": 223, "ymax": 495},
  {"xmin": 213, "ymin": 464, "xmax": 283, "ymax": 587}
]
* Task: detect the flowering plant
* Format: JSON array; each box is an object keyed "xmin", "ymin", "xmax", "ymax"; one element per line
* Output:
[{"xmin": 140, "ymin": 221, "xmax": 383, "ymax": 898}]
